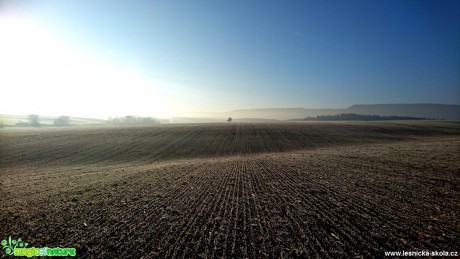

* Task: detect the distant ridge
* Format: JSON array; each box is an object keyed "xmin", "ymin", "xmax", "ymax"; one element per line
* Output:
[
  {"xmin": 344, "ymin": 104, "xmax": 460, "ymax": 120},
  {"xmin": 2, "ymin": 104, "xmax": 459, "ymax": 125},
  {"xmin": 222, "ymin": 108, "xmax": 340, "ymax": 120},
  {"xmin": 222, "ymin": 104, "xmax": 460, "ymax": 120}
]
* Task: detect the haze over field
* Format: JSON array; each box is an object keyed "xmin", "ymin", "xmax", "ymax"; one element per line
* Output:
[{"xmin": 1, "ymin": 0, "xmax": 459, "ymax": 119}]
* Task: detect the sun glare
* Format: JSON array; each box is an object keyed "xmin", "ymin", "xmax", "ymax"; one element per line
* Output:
[{"xmin": 0, "ymin": 17, "xmax": 171, "ymax": 119}]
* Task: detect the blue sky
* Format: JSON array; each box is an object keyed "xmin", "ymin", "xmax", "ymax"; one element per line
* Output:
[{"xmin": 0, "ymin": 0, "xmax": 459, "ymax": 118}]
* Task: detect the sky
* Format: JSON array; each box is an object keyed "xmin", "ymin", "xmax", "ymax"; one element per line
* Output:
[{"xmin": 0, "ymin": 0, "xmax": 459, "ymax": 119}]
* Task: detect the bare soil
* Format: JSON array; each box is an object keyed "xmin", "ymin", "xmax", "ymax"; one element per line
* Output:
[{"xmin": 1, "ymin": 121, "xmax": 459, "ymax": 258}]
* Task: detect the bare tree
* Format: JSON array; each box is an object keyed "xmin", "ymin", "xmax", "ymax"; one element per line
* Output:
[{"xmin": 227, "ymin": 117, "xmax": 232, "ymax": 123}]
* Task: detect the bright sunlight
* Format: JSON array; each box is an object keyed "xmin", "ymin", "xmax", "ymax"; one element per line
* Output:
[{"xmin": 0, "ymin": 16, "xmax": 171, "ymax": 118}]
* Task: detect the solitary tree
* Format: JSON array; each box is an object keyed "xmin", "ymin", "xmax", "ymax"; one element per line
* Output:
[
  {"xmin": 227, "ymin": 117, "xmax": 232, "ymax": 123},
  {"xmin": 28, "ymin": 114, "xmax": 40, "ymax": 127}
]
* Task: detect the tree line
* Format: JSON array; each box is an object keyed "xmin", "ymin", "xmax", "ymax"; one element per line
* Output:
[
  {"xmin": 304, "ymin": 113, "xmax": 427, "ymax": 121},
  {"xmin": 14, "ymin": 115, "xmax": 70, "ymax": 127},
  {"xmin": 11, "ymin": 115, "xmax": 161, "ymax": 127},
  {"xmin": 107, "ymin": 116, "xmax": 160, "ymax": 125}
]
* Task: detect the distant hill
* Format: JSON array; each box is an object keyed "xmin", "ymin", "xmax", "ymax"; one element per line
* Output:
[
  {"xmin": 304, "ymin": 113, "xmax": 427, "ymax": 121},
  {"xmin": 221, "ymin": 108, "xmax": 341, "ymax": 120},
  {"xmin": 0, "ymin": 114, "xmax": 106, "ymax": 127},
  {"xmin": 220, "ymin": 104, "xmax": 460, "ymax": 120},
  {"xmin": 1, "ymin": 104, "xmax": 458, "ymax": 126},
  {"xmin": 344, "ymin": 104, "xmax": 460, "ymax": 120}
]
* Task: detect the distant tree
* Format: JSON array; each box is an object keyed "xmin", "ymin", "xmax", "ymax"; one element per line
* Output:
[
  {"xmin": 0, "ymin": 122, "xmax": 3, "ymax": 128},
  {"xmin": 28, "ymin": 114, "xmax": 40, "ymax": 127},
  {"xmin": 54, "ymin": 116, "xmax": 70, "ymax": 126},
  {"xmin": 227, "ymin": 117, "xmax": 232, "ymax": 123}
]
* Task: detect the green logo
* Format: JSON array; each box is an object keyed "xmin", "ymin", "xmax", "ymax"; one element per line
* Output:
[
  {"xmin": 1, "ymin": 236, "xmax": 76, "ymax": 257},
  {"xmin": 1, "ymin": 236, "xmax": 28, "ymax": 255}
]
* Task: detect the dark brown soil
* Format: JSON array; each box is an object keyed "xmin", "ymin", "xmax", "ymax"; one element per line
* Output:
[{"xmin": 1, "ymin": 121, "xmax": 459, "ymax": 258}]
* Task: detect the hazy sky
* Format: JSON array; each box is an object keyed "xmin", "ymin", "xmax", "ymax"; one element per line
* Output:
[{"xmin": 1, "ymin": 0, "xmax": 459, "ymax": 118}]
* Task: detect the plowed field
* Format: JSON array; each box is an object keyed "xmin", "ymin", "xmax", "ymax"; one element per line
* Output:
[{"xmin": 1, "ymin": 121, "xmax": 459, "ymax": 258}]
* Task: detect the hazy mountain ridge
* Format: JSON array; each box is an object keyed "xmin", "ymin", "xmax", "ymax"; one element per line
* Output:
[
  {"xmin": 345, "ymin": 104, "xmax": 460, "ymax": 120},
  {"xmin": 1, "ymin": 104, "xmax": 459, "ymax": 126},
  {"xmin": 223, "ymin": 104, "xmax": 460, "ymax": 120}
]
